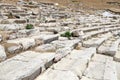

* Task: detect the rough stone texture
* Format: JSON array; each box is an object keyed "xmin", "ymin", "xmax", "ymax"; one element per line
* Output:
[
  {"xmin": 35, "ymin": 44, "xmax": 56, "ymax": 52},
  {"xmin": 52, "ymin": 40, "xmax": 80, "ymax": 49},
  {"xmin": 0, "ymin": 35, "xmax": 2, "ymax": 42},
  {"xmin": 7, "ymin": 38, "xmax": 36, "ymax": 50},
  {"xmin": 54, "ymin": 47, "xmax": 72, "ymax": 62},
  {"xmin": 114, "ymin": 50, "xmax": 120, "ymax": 62},
  {"xmin": 83, "ymin": 35, "xmax": 111, "ymax": 48},
  {"xmin": 31, "ymin": 35, "xmax": 59, "ymax": 44},
  {"xmin": 92, "ymin": 54, "xmax": 113, "ymax": 62},
  {"xmin": 98, "ymin": 38, "xmax": 120, "ymax": 56},
  {"xmin": 43, "ymin": 35, "xmax": 59, "ymax": 44},
  {"xmin": 116, "ymin": 62, "xmax": 120, "ymax": 80},
  {"xmin": 52, "ymin": 58, "xmax": 88, "ymax": 78},
  {"xmin": 0, "ymin": 51, "xmax": 55, "ymax": 80},
  {"xmin": 35, "ymin": 69, "xmax": 79, "ymax": 80},
  {"xmin": 97, "ymin": 45, "xmax": 109, "ymax": 54},
  {"xmin": 7, "ymin": 45, "xmax": 23, "ymax": 54},
  {"xmin": 108, "ymin": 39, "xmax": 120, "ymax": 56},
  {"xmin": 66, "ymin": 47, "xmax": 96, "ymax": 61},
  {"xmin": 71, "ymin": 31, "xmax": 80, "ymax": 37},
  {"xmin": 84, "ymin": 54, "xmax": 117, "ymax": 80},
  {"xmin": 0, "ymin": 24, "xmax": 24, "ymax": 30},
  {"xmin": 0, "ymin": 45, "xmax": 7, "ymax": 61},
  {"xmin": 103, "ymin": 60, "xmax": 117, "ymax": 80}
]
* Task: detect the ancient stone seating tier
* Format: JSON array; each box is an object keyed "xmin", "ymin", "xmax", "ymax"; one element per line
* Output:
[{"xmin": 0, "ymin": 2, "xmax": 120, "ymax": 80}]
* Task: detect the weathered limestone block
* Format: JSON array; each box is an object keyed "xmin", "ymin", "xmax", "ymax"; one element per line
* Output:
[
  {"xmin": 54, "ymin": 47, "xmax": 72, "ymax": 62},
  {"xmin": 97, "ymin": 46, "xmax": 109, "ymax": 54},
  {"xmin": 7, "ymin": 38, "xmax": 36, "ymax": 50},
  {"xmin": 116, "ymin": 62, "xmax": 120, "ymax": 80},
  {"xmin": 52, "ymin": 58, "xmax": 88, "ymax": 78},
  {"xmin": 108, "ymin": 39, "xmax": 120, "ymax": 56},
  {"xmin": 83, "ymin": 37, "xmax": 109, "ymax": 48},
  {"xmin": 98, "ymin": 38, "xmax": 120, "ymax": 56},
  {"xmin": 32, "ymin": 35, "xmax": 59, "ymax": 44},
  {"xmin": 7, "ymin": 45, "xmax": 22, "ymax": 54},
  {"xmin": 0, "ymin": 51, "xmax": 55, "ymax": 80},
  {"xmin": 91, "ymin": 54, "xmax": 113, "ymax": 63},
  {"xmin": 43, "ymin": 35, "xmax": 59, "ymax": 44},
  {"xmin": 0, "ymin": 24, "xmax": 24, "ymax": 31},
  {"xmin": 35, "ymin": 44, "xmax": 56, "ymax": 52},
  {"xmin": 35, "ymin": 69, "xmax": 79, "ymax": 80},
  {"xmin": 103, "ymin": 60, "xmax": 117, "ymax": 80},
  {"xmin": 84, "ymin": 54, "xmax": 117, "ymax": 80},
  {"xmin": 0, "ymin": 45, "xmax": 7, "ymax": 61},
  {"xmin": 0, "ymin": 35, "xmax": 2, "ymax": 42},
  {"xmin": 114, "ymin": 50, "xmax": 120, "ymax": 62},
  {"xmin": 52, "ymin": 40, "xmax": 80, "ymax": 49},
  {"xmin": 66, "ymin": 47, "xmax": 96, "ymax": 61},
  {"xmin": 71, "ymin": 31, "xmax": 80, "ymax": 37}
]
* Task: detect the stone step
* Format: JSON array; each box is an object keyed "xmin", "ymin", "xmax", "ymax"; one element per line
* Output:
[
  {"xmin": 98, "ymin": 37, "xmax": 120, "ymax": 56},
  {"xmin": 73, "ymin": 24, "xmax": 120, "ymax": 33},
  {"xmin": 0, "ymin": 34, "xmax": 2, "ymax": 42},
  {"xmin": 108, "ymin": 39, "xmax": 120, "ymax": 56},
  {"xmin": 51, "ymin": 40, "xmax": 80, "ymax": 49},
  {"xmin": 82, "ymin": 30, "xmax": 109, "ymax": 40},
  {"xmin": 83, "ymin": 33, "xmax": 112, "ymax": 48},
  {"xmin": 6, "ymin": 35, "xmax": 58, "ymax": 54},
  {"xmin": 66, "ymin": 47, "xmax": 96, "ymax": 61},
  {"xmin": 0, "ymin": 45, "xmax": 7, "ymax": 62},
  {"xmin": 114, "ymin": 45, "xmax": 120, "ymax": 62},
  {"xmin": 0, "ymin": 24, "xmax": 24, "ymax": 31},
  {"xmin": 35, "ymin": 68, "xmax": 80, "ymax": 80},
  {"xmin": 35, "ymin": 47, "xmax": 96, "ymax": 80},
  {"xmin": 83, "ymin": 26, "xmax": 120, "ymax": 40},
  {"xmin": 83, "ymin": 54, "xmax": 117, "ymax": 80},
  {"xmin": 0, "ymin": 51, "xmax": 55, "ymax": 80},
  {"xmin": 52, "ymin": 58, "xmax": 88, "ymax": 78},
  {"xmin": 115, "ymin": 62, "xmax": 120, "ymax": 80}
]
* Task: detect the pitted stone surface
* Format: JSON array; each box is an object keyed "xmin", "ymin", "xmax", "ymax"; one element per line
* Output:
[
  {"xmin": 0, "ymin": 51, "xmax": 55, "ymax": 80},
  {"xmin": 0, "ymin": 45, "xmax": 6, "ymax": 61}
]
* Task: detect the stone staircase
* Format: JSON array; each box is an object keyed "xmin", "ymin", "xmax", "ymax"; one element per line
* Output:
[{"xmin": 0, "ymin": 1, "xmax": 120, "ymax": 80}]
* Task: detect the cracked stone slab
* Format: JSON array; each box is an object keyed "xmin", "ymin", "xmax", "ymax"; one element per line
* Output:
[
  {"xmin": 91, "ymin": 54, "xmax": 113, "ymax": 63},
  {"xmin": 0, "ymin": 34, "xmax": 2, "ymax": 42},
  {"xmin": 114, "ymin": 50, "xmax": 120, "ymax": 62},
  {"xmin": 108, "ymin": 39, "xmax": 120, "ymax": 56},
  {"xmin": 66, "ymin": 47, "xmax": 96, "ymax": 61},
  {"xmin": 31, "ymin": 34, "xmax": 59, "ymax": 44},
  {"xmin": 54, "ymin": 47, "xmax": 72, "ymax": 62},
  {"xmin": 51, "ymin": 40, "xmax": 80, "ymax": 49},
  {"xmin": 0, "ymin": 51, "xmax": 55, "ymax": 80},
  {"xmin": 35, "ymin": 69, "xmax": 79, "ymax": 80},
  {"xmin": 83, "ymin": 33, "xmax": 111, "ymax": 48},
  {"xmin": 83, "ymin": 38, "xmax": 105, "ymax": 48},
  {"xmin": 7, "ymin": 38, "xmax": 36, "ymax": 50},
  {"xmin": 52, "ymin": 58, "xmax": 88, "ymax": 78},
  {"xmin": 116, "ymin": 62, "xmax": 120, "ymax": 80},
  {"xmin": 97, "ymin": 38, "xmax": 120, "ymax": 56},
  {"xmin": 103, "ymin": 60, "xmax": 117, "ymax": 80},
  {"xmin": 0, "ymin": 45, "xmax": 7, "ymax": 61},
  {"xmin": 84, "ymin": 54, "xmax": 117, "ymax": 80},
  {"xmin": 84, "ymin": 61, "xmax": 105, "ymax": 80},
  {"xmin": 35, "ymin": 44, "xmax": 56, "ymax": 52}
]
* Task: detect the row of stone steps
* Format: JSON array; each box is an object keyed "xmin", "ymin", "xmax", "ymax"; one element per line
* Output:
[
  {"xmin": 35, "ymin": 47, "xmax": 96, "ymax": 80},
  {"xmin": 98, "ymin": 36, "xmax": 120, "ymax": 56},
  {"xmin": 0, "ymin": 34, "xmax": 59, "ymax": 62}
]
